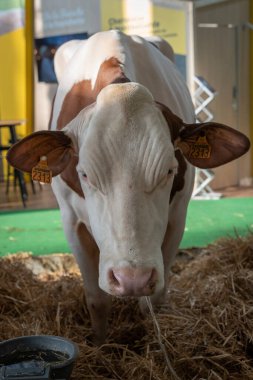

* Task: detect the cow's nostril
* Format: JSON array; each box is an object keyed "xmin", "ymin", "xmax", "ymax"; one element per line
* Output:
[
  {"xmin": 109, "ymin": 269, "xmax": 121, "ymax": 287},
  {"xmin": 148, "ymin": 269, "xmax": 157, "ymax": 289}
]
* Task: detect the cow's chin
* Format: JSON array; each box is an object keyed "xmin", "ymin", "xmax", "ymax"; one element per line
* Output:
[{"xmin": 98, "ymin": 259, "xmax": 165, "ymax": 298}]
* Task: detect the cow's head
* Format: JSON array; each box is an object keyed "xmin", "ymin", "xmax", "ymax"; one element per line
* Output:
[{"xmin": 7, "ymin": 83, "xmax": 250, "ymax": 297}]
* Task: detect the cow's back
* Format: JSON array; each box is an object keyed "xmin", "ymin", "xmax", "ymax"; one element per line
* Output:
[
  {"xmin": 119, "ymin": 32, "xmax": 194, "ymax": 123},
  {"xmin": 51, "ymin": 30, "xmax": 194, "ymax": 131}
]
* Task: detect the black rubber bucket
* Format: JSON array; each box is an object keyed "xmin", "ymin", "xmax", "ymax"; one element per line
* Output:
[{"xmin": 0, "ymin": 335, "xmax": 79, "ymax": 380}]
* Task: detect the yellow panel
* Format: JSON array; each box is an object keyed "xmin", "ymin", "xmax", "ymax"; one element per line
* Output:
[
  {"xmin": 100, "ymin": 0, "xmax": 186, "ymax": 55},
  {"xmin": 152, "ymin": 5, "xmax": 186, "ymax": 55},
  {"xmin": 0, "ymin": 28, "xmax": 26, "ymax": 117},
  {"xmin": 0, "ymin": 24, "xmax": 27, "ymax": 181},
  {"xmin": 25, "ymin": 0, "xmax": 34, "ymax": 135},
  {"xmin": 100, "ymin": 0, "xmax": 124, "ymax": 31},
  {"xmin": 0, "ymin": 28, "xmax": 26, "ymax": 144}
]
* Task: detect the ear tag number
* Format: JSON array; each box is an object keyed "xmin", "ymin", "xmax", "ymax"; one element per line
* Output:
[
  {"xmin": 189, "ymin": 134, "xmax": 211, "ymax": 159},
  {"xmin": 32, "ymin": 156, "xmax": 52, "ymax": 184}
]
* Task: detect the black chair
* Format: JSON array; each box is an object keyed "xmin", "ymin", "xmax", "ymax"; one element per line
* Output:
[{"xmin": 0, "ymin": 120, "xmax": 28, "ymax": 207}]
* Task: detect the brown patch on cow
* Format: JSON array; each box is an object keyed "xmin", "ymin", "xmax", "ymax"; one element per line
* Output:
[
  {"xmin": 57, "ymin": 80, "xmax": 94, "ymax": 131},
  {"xmin": 170, "ymin": 149, "xmax": 187, "ymax": 203},
  {"xmin": 94, "ymin": 57, "xmax": 130, "ymax": 90},
  {"xmin": 55, "ymin": 57, "xmax": 130, "ymax": 196},
  {"xmin": 57, "ymin": 80, "xmax": 94, "ymax": 197},
  {"xmin": 57, "ymin": 58, "xmax": 130, "ymax": 130}
]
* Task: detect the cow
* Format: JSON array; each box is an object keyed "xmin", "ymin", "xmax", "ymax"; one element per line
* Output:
[{"xmin": 7, "ymin": 30, "xmax": 250, "ymax": 344}]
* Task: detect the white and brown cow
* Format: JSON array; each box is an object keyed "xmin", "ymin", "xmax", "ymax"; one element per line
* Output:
[{"xmin": 7, "ymin": 30, "xmax": 250, "ymax": 343}]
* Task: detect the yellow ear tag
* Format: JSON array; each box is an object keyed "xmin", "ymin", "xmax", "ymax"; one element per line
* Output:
[
  {"xmin": 32, "ymin": 156, "xmax": 52, "ymax": 184},
  {"xmin": 189, "ymin": 134, "xmax": 211, "ymax": 159}
]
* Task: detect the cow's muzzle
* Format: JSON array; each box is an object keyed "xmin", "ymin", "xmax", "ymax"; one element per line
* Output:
[{"xmin": 108, "ymin": 266, "xmax": 158, "ymax": 297}]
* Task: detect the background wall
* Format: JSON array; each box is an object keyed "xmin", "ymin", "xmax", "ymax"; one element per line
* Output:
[{"xmin": 194, "ymin": 0, "xmax": 251, "ymax": 189}]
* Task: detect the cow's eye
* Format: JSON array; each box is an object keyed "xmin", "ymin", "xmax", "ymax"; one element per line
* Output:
[
  {"xmin": 82, "ymin": 173, "xmax": 88, "ymax": 180},
  {"xmin": 168, "ymin": 168, "xmax": 178, "ymax": 176}
]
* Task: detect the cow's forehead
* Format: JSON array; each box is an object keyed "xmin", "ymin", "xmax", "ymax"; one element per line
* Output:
[
  {"xmin": 87, "ymin": 83, "xmax": 171, "ymax": 140},
  {"xmin": 96, "ymin": 82, "xmax": 153, "ymax": 108},
  {"xmin": 78, "ymin": 83, "xmax": 175, "ymax": 189},
  {"xmin": 83, "ymin": 83, "xmax": 173, "ymax": 157}
]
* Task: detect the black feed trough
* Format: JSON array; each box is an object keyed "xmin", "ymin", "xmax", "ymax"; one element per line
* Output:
[{"xmin": 0, "ymin": 335, "xmax": 79, "ymax": 380}]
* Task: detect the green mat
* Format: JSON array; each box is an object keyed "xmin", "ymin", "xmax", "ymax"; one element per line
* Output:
[
  {"xmin": 0, "ymin": 198, "xmax": 252, "ymax": 256},
  {"xmin": 183, "ymin": 198, "xmax": 253, "ymax": 247},
  {"xmin": 0, "ymin": 209, "xmax": 68, "ymax": 256}
]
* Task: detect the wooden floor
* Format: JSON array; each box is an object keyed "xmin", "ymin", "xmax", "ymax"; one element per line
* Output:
[
  {"xmin": 0, "ymin": 181, "xmax": 58, "ymax": 211},
  {"xmin": 0, "ymin": 180, "xmax": 253, "ymax": 212}
]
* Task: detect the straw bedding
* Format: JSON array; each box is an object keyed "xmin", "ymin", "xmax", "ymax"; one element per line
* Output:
[{"xmin": 0, "ymin": 234, "xmax": 253, "ymax": 379}]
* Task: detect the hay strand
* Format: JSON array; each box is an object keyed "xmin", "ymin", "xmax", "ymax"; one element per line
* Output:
[{"xmin": 145, "ymin": 296, "xmax": 180, "ymax": 380}]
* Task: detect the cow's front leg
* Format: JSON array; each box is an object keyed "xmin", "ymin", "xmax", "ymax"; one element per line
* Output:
[
  {"xmin": 75, "ymin": 222, "xmax": 112, "ymax": 345},
  {"xmin": 52, "ymin": 178, "xmax": 112, "ymax": 344}
]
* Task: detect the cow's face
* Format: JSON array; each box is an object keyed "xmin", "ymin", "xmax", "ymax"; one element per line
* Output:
[
  {"xmin": 7, "ymin": 82, "xmax": 250, "ymax": 298},
  {"xmin": 75, "ymin": 84, "xmax": 177, "ymax": 296}
]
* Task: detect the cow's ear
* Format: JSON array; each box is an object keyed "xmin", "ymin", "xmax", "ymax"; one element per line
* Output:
[
  {"xmin": 7, "ymin": 130, "xmax": 73, "ymax": 176},
  {"xmin": 176, "ymin": 122, "xmax": 250, "ymax": 169}
]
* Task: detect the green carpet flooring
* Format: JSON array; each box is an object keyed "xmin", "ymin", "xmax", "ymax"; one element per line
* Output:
[{"xmin": 0, "ymin": 198, "xmax": 252, "ymax": 256}]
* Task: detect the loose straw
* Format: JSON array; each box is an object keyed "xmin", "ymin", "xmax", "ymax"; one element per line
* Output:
[{"xmin": 145, "ymin": 296, "xmax": 180, "ymax": 380}]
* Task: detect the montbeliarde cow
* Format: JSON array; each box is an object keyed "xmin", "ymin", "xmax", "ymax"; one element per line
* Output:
[{"xmin": 7, "ymin": 31, "xmax": 250, "ymax": 344}]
